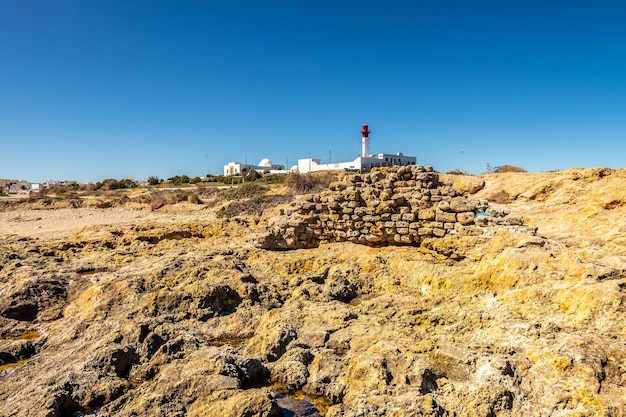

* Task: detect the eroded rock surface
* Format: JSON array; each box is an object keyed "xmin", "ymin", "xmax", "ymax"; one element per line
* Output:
[{"xmin": 0, "ymin": 168, "xmax": 625, "ymax": 416}]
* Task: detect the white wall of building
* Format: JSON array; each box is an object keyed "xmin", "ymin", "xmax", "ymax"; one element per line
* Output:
[
  {"xmin": 224, "ymin": 158, "xmax": 286, "ymax": 176},
  {"xmin": 298, "ymin": 157, "xmax": 362, "ymax": 174},
  {"xmin": 223, "ymin": 128, "xmax": 416, "ymax": 176},
  {"xmin": 362, "ymin": 153, "xmax": 416, "ymax": 170},
  {"xmin": 297, "ymin": 152, "xmax": 416, "ymax": 174}
]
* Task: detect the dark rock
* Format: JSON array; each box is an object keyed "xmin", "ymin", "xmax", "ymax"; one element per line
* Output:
[
  {"xmin": 276, "ymin": 394, "xmax": 322, "ymax": 417},
  {"xmin": 0, "ymin": 278, "xmax": 68, "ymax": 322}
]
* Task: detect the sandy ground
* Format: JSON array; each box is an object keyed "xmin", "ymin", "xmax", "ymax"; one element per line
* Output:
[{"xmin": 0, "ymin": 206, "xmax": 211, "ymax": 241}]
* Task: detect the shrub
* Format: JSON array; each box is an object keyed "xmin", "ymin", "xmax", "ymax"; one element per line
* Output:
[
  {"xmin": 206, "ymin": 175, "xmax": 227, "ymax": 183},
  {"xmin": 446, "ymin": 169, "xmax": 468, "ymax": 175},
  {"xmin": 130, "ymin": 190, "xmax": 191, "ymax": 210},
  {"xmin": 314, "ymin": 171, "xmax": 338, "ymax": 188},
  {"xmin": 147, "ymin": 176, "xmax": 161, "ymax": 186},
  {"xmin": 100, "ymin": 179, "xmax": 120, "ymax": 190},
  {"xmin": 244, "ymin": 170, "xmax": 261, "ymax": 182},
  {"xmin": 495, "ymin": 165, "xmax": 526, "ymax": 173},
  {"xmin": 284, "ymin": 172, "xmax": 336, "ymax": 194},
  {"xmin": 216, "ymin": 207, "xmax": 232, "ymax": 218},
  {"xmin": 187, "ymin": 193, "xmax": 201, "ymax": 204},
  {"xmin": 215, "ymin": 194, "xmax": 290, "ymax": 218},
  {"xmin": 167, "ymin": 175, "xmax": 192, "ymax": 185},
  {"xmin": 260, "ymin": 173, "xmax": 287, "ymax": 184},
  {"xmin": 95, "ymin": 178, "xmax": 135, "ymax": 190},
  {"xmin": 48, "ymin": 186, "xmax": 67, "ymax": 195},
  {"xmin": 118, "ymin": 178, "xmax": 137, "ymax": 189},
  {"xmin": 217, "ymin": 182, "xmax": 267, "ymax": 200}
]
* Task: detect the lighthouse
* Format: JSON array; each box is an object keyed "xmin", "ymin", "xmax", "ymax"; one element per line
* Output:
[{"xmin": 361, "ymin": 123, "xmax": 370, "ymax": 158}]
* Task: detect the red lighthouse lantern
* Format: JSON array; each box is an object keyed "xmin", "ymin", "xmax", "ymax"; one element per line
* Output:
[{"xmin": 361, "ymin": 123, "xmax": 370, "ymax": 138}]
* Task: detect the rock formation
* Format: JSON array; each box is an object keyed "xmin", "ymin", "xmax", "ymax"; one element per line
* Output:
[
  {"xmin": 0, "ymin": 168, "xmax": 625, "ymax": 416},
  {"xmin": 257, "ymin": 165, "xmax": 533, "ymax": 250}
]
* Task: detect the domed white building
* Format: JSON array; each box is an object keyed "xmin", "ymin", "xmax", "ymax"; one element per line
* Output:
[{"xmin": 223, "ymin": 158, "xmax": 286, "ymax": 176}]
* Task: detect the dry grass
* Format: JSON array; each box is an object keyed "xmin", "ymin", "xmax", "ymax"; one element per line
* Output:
[
  {"xmin": 0, "ymin": 190, "xmax": 198, "ymax": 212},
  {"xmin": 0, "ymin": 183, "xmax": 291, "ymax": 218},
  {"xmin": 130, "ymin": 191, "xmax": 192, "ymax": 210},
  {"xmin": 487, "ymin": 190, "xmax": 512, "ymax": 204},
  {"xmin": 217, "ymin": 183, "xmax": 267, "ymax": 200},
  {"xmin": 284, "ymin": 171, "xmax": 338, "ymax": 194}
]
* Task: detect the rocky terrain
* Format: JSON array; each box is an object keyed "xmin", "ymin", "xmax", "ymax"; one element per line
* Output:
[
  {"xmin": 257, "ymin": 165, "xmax": 534, "ymax": 250},
  {"xmin": 1, "ymin": 167, "xmax": 625, "ymax": 416}
]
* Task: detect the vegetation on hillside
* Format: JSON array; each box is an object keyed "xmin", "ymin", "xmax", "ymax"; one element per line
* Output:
[
  {"xmin": 1, "ymin": 169, "xmax": 335, "ymax": 215},
  {"xmin": 494, "ymin": 165, "xmax": 527, "ymax": 173},
  {"xmin": 445, "ymin": 169, "xmax": 470, "ymax": 175},
  {"xmin": 284, "ymin": 171, "xmax": 337, "ymax": 193}
]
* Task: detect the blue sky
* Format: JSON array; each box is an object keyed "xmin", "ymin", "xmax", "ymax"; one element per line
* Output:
[{"xmin": 1, "ymin": 1, "xmax": 625, "ymax": 183}]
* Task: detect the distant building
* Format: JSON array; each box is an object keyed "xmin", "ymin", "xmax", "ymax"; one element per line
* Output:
[
  {"xmin": 0, "ymin": 179, "xmax": 18, "ymax": 194},
  {"xmin": 0, "ymin": 180, "xmax": 31, "ymax": 194},
  {"xmin": 43, "ymin": 180, "xmax": 77, "ymax": 189},
  {"xmin": 224, "ymin": 158, "xmax": 286, "ymax": 176},
  {"xmin": 297, "ymin": 124, "xmax": 416, "ymax": 174},
  {"xmin": 297, "ymin": 152, "xmax": 416, "ymax": 174},
  {"xmin": 0, "ymin": 179, "xmax": 75, "ymax": 194},
  {"xmin": 13, "ymin": 181, "xmax": 31, "ymax": 194}
]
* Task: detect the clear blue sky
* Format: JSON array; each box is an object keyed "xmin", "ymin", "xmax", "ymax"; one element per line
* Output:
[{"xmin": 1, "ymin": 0, "xmax": 625, "ymax": 183}]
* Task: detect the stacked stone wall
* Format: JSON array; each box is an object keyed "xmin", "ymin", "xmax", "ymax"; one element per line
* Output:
[{"xmin": 259, "ymin": 165, "xmax": 533, "ymax": 250}]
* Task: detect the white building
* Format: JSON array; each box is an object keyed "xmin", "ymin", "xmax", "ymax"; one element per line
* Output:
[
  {"xmin": 224, "ymin": 158, "xmax": 286, "ymax": 176},
  {"xmin": 297, "ymin": 124, "xmax": 416, "ymax": 174},
  {"xmin": 297, "ymin": 153, "xmax": 416, "ymax": 174}
]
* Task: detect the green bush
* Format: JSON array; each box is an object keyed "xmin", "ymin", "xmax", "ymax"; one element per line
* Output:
[
  {"xmin": 118, "ymin": 178, "xmax": 137, "ymax": 188},
  {"xmin": 217, "ymin": 182, "xmax": 267, "ymax": 200},
  {"xmin": 97, "ymin": 178, "xmax": 136, "ymax": 190},
  {"xmin": 206, "ymin": 175, "xmax": 227, "ymax": 183},
  {"xmin": 259, "ymin": 173, "xmax": 287, "ymax": 184}
]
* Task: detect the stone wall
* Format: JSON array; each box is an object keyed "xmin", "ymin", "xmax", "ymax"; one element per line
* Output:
[{"xmin": 258, "ymin": 165, "xmax": 535, "ymax": 250}]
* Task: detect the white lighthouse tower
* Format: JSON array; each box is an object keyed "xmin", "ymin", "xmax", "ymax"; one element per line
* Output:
[{"xmin": 360, "ymin": 123, "xmax": 370, "ymax": 158}]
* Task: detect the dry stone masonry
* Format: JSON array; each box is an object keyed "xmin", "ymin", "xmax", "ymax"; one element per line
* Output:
[{"xmin": 259, "ymin": 165, "xmax": 536, "ymax": 250}]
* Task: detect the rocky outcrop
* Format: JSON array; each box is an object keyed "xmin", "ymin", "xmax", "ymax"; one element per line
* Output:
[
  {"xmin": 0, "ymin": 168, "xmax": 625, "ymax": 416},
  {"xmin": 258, "ymin": 165, "xmax": 534, "ymax": 250}
]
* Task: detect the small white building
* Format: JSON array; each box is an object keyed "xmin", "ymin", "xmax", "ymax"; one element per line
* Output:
[
  {"xmin": 297, "ymin": 153, "xmax": 416, "ymax": 174},
  {"xmin": 224, "ymin": 158, "xmax": 286, "ymax": 176},
  {"xmin": 297, "ymin": 124, "xmax": 416, "ymax": 174}
]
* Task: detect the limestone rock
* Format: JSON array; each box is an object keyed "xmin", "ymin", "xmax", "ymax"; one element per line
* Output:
[
  {"xmin": 257, "ymin": 165, "xmax": 530, "ymax": 250},
  {"xmin": 1, "ymin": 168, "xmax": 625, "ymax": 416}
]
